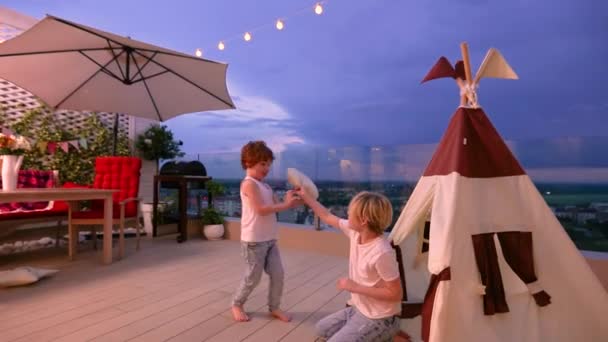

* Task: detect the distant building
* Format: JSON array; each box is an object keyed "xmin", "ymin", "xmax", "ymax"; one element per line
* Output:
[
  {"xmin": 214, "ymin": 196, "xmax": 242, "ymax": 217},
  {"xmin": 597, "ymin": 212, "xmax": 608, "ymax": 224},
  {"xmin": 575, "ymin": 209, "xmax": 597, "ymax": 225},
  {"xmin": 590, "ymin": 203, "xmax": 608, "ymax": 212},
  {"xmin": 554, "ymin": 208, "xmax": 574, "ymax": 220}
]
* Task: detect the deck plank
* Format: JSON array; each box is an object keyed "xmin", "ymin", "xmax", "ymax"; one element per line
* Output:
[{"xmin": 0, "ymin": 237, "xmax": 348, "ymax": 342}]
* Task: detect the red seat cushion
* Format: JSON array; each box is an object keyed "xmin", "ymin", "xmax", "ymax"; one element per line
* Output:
[
  {"xmin": 53, "ymin": 182, "xmax": 91, "ymax": 212},
  {"xmin": 0, "ymin": 170, "xmax": 56, "ymax": 213},
  {"xmin": 0, "ymin": 205, "xmax": 67, "ymax": 220},
  {"xmin": 69, "ymin": 157, "xmax": 142, "ymax": 221}
]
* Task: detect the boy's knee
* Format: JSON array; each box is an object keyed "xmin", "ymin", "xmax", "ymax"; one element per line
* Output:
[
  {"xmin": 268, "ymin": 267, "xmax": 284, "ymax": 279},
  {"xmin": 314, "ymin": 320, "xmax": 330, "ymax": 338},
  {"xmin": 314, "ymin": 322, "xmax": 325, "ymax": 338},
  {"xmin": 244, "ymin": 270, "xmax": 263, "ymax": 286},
  {"xmin": 249, "ymin": 273, "xmax": 263, "ymax": 285}
]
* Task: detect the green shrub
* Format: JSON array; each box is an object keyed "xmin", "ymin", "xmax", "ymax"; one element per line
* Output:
[
  {"xmin": 6, "ymin": 107, "xmax": 130, "ymax": 184},
  {"xmin": 201, "ymin": 208, "xmax": 225, "ymax": 225}
]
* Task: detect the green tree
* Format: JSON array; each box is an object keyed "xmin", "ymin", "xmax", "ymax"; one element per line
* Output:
[{"xmin": 135, "ymin": 125, "xmax": 184, "ymax": 174}]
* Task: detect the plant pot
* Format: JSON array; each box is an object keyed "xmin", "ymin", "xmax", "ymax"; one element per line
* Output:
[
  {"xmin": 203, "ymin": 224, "xmax": 224, "ymax": 240},
  {"xmin": 140, "ymin": 203, "xmax": 154, "ymax": 235}
]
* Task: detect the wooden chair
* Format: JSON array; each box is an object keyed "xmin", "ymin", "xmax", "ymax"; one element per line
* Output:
[{"xmin": 68, "ymin": 156, "xmax": 142, "ymax": 259}]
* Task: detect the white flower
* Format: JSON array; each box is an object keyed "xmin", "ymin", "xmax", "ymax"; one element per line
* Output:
[{"xmin": 14, "ymin": 135, "xmax": 31, "ymax": 150}]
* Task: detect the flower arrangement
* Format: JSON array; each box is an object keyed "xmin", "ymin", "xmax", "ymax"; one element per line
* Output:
[{"xmin": 0, "ymin": 133, "xmax": 31, "ymax": 155}]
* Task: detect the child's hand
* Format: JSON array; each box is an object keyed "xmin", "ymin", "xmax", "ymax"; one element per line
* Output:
[
  {"xmin": 294, "ymin": 188, "xmax": 312, "ymax": 204},
  {"xmin": 336, "ymin": 277, "xmax": 356, "ymax": 292},
  {"xmin": 284, "ymin": 190, "xmax": 304, "ymax": 208}
]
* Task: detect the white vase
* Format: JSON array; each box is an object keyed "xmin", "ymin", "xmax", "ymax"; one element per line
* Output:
[
  {"xmin": 203, "ymin": 224, "xmax": 225, "ymax": 240},
  {"xmin": 1, "ymin": 155, "xmax": 23, "ymax": 191},
  {"xmin": 140, "ymin": 203, "xmax": 154, "ymax": 235}
]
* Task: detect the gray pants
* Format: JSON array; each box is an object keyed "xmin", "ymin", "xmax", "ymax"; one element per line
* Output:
[
  {"xmin": 232, "ymin": 240, "xmax": 284, "ymax": 311},
  {"xmin": 315, "ymin": 306, "xmax": 400, "ymax": 342}
]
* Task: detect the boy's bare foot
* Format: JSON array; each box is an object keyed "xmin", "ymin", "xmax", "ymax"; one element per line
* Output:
[
  {"xmin": 270, "ymin": 309, "xmax": 292, "ymax": 322},
  {"xmin": 231, "ymin": 305, "xmax": 249, "ymax": 322}
]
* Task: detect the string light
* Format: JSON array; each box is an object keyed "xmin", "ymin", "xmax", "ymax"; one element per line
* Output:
[
  {"xmin": 198, "ymin": 1, "xmax": 329, "ymax": 54},
  {"xmin": 315, "ymin": 3, "xmax": 324, "ymax": 15}
]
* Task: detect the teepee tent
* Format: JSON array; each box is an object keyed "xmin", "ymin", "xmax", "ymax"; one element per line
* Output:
[{"xmin": 389, "ymin": 43, "xmax": 608, "ymax": 342}]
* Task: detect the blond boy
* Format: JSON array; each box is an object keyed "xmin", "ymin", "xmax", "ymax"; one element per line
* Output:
[{"xmin": 296, "ymin": 190, "xmax": 403, "ymax": 341}]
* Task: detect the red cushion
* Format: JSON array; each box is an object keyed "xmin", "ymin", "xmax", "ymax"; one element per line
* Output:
[
  {"xmin": 0, "ymin": 205, "xmax": 67, "ymax": 220},
  {"xmin": 53, "ymin": 182, "xmax": 91, "ymax": 212},
  {"xmin": 58, "ymin": 157, "xmax": 142, "ymax": 220},
  {"xmin": 91, "ymin": 157, "xmax": 141, "ymax": 215},
  {"xmin": 0, "ymin": 170, "xmax": 56, "ymax": 213},
  {"xmin": 62, "ymin": 182, "xmax": 91, "ymax": 189}
]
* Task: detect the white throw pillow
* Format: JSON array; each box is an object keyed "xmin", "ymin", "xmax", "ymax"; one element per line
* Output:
[
  {"xmin": 0, "ymin": 267, "xmax": 58, "ymax": 288},
  {"xmin": 287, "ymin": 168, "xmax": 319, "ymax": 199}
]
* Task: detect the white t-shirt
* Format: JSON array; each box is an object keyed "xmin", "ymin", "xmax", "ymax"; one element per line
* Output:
[
  {"xmin": 339, "ymin": 219, "xmax": 401, "ymax": 319},
  {"xmin": 239, "ymin": 176, "xmax": 278, "ymax": 242}
]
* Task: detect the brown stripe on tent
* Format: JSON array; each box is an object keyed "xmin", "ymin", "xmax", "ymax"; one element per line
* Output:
[
  {"xmin": 391, "ymin": 242, "xmax": 424, "ymax": 319},
  {"xmin": 423, "ymin": 107, "xmax": 526, "ymax": 178},
  {"xmin": 472, "ymin": 233, "xmax": 510, "ymax": 315},
  {"xmin": 421, "ymin": 267, "xmax": 451, "ymax": 342},
  {"xmin": 497, "ymin": 231, "xmax": 551, "ymax": 307}
]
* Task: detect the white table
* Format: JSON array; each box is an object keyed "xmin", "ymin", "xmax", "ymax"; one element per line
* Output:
[{"xmin": 0, "ymin": 188, "xmax": 116, "ymax": 264}]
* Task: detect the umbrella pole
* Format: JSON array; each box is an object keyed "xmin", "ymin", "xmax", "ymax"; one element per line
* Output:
[{"xmin": 112, "ymin": 113, "xmax": 119, "ymax": 155}]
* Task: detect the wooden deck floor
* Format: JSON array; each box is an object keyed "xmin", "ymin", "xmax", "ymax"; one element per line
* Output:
[{"xmin": 0, "ymin": 237, "xmax": 349, "ymax": 342}]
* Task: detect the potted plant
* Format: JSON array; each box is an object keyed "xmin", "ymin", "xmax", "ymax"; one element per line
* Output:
[
  {"xmin": 201, "ymin": 207, "xmax": 225, "ymax": 240},
  {"xmin": 205, "ymin": 180, "xmax": 225, "ymax": 205},
  {"xmin": 135, "ymin": 124, "xmax": 184, "ymax": 175},
  {"xmin": 136, "ymin": 125, "xmax": 184, "ymax": 233}
]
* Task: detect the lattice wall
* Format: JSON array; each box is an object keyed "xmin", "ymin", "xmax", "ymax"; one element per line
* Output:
[{"xmin": 0, "ymin": 79, "xmax": 130, "ymax": 136}]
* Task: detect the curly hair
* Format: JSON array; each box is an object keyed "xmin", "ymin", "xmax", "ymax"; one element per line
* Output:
[{"xmin": 241, "ymin": 140, "xmax": 275, "ymax": 169}]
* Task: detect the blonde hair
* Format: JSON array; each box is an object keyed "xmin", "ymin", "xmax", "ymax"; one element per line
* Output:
[{"xmin": 348, "ymin": 191, "xmax": 393, "ymax": 234}]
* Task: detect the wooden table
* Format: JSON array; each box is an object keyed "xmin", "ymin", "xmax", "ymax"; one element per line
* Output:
[
  {"xmin": 0, "ymin": 188, "xmax": 116, "ymax": 264},
  {"xmin": 153, "ymin": 175, "xmax": 212, "ymax": 243}
]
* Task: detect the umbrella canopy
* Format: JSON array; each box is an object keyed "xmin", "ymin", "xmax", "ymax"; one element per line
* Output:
[{"xmin": 0, "ymin": 15, "xmax": 235, "ymax": 121}]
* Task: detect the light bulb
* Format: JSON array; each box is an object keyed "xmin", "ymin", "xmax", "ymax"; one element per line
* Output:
[
  {"xmin": 276, "ymin": 19, "xmax": 284, "ymax": 30},
  {"xmin": 244, "ymin": 32, "xmax": 252, "ymax": 42},
  {"xmin": 195, "ymin": 48, "xmax": 202, "ymax": 57},
  {"xmin": 218, "ymin": 41, "xmax": 225, "ymax": 50},
  {"xmin": 315, "ymin": 3, "xmax": 323, "ymax": 15}
]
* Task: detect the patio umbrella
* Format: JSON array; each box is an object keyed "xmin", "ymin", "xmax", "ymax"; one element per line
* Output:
[{"xmin": 0, "ymin": 14, "xmax": 235, "ymax": 153}]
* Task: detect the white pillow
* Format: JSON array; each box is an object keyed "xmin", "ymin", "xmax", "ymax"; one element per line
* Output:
[
  {"xmin": 287, "ymin": 168, "xmax": 319, "ymax": 199},
  {"xmin": 0, "ymin": 267, "xmax": 58, "ymax": 288}
]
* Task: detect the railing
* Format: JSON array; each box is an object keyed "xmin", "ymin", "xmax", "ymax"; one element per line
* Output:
[{"xmin": 159, "ymin": 136, "xmax": 608, "ymax": 252}]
